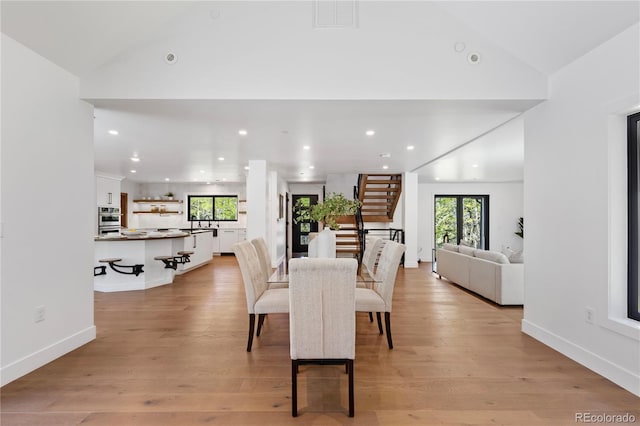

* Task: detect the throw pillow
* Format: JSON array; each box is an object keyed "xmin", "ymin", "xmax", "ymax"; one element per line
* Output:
[
  {"xmin": 502, "ymin": 247, "xmax": 515, "ymax": 258},
  {"xmin": 509, "ymin": 250, "xmax": 524, "ymax": 264},
  {"xmin": 474, "ymin": 249, "xmax": 511, "ymax": 264},
  {"xmin": 442, "ymin": 243, "xmax": 459, "ymax": 252},
  {"xmin": 458, "ymin": 245, "xmax": 476, "ymax": 256}
]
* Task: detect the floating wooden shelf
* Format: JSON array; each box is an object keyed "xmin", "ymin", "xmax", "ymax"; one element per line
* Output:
[
  {"xmin": 133, "ymin": 199, "xmax": 183, "ymax": 203},
  {"xmin": 133, "ymin": 211, "xmax": 182, "ymax": 214}
]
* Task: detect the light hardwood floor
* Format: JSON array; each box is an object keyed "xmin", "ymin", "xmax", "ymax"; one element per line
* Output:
[{"xmin": 1, "ymin": 256, "xmax": 638, "ymax": 425}]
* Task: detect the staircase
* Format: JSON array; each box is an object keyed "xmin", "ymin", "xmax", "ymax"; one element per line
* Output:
[
  {"xmin": 332, "ymin": 173, "xmax": 402, "ymax": 260},
  {"xmin": 357, "ymin": 174, "xmax": 402, "ymax": 222},
  {"xmin": 333, "ymin": 215, "xmax": 361, "ymax": 258}
]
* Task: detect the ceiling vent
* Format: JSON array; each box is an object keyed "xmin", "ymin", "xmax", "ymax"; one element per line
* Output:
[
  {"xmin": 313, "ymin": 0, "xmax": 358, "ymax": 28},
  {"xmin": 164, "ymin": 52, "xmax": 178, "ymax": 65}
]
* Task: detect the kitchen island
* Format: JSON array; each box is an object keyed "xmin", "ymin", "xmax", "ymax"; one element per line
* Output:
[{"xmin": 94, "ymin": 230, "xmax": 214, "ymax": 292}]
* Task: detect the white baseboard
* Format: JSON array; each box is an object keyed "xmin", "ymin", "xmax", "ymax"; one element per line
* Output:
[
  {"xmin": 522, "ymin": 319, "xmax": 640, "ymax": 397},
  {"xmin": 1, "ymin": 325, "xmax": 96, "ymax": 387}
]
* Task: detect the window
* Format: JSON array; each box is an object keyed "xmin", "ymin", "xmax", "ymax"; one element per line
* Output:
[
  {"xmin": 434, "ymin": 195, "xmax": 489, "ymax": 249},
  {"xmin": 188, "ymin": 195, "xmax": 238, "ymax": 222},
  {"xmin": 627, "ymin": 111, "xmax": 640, "ymax": 321}
]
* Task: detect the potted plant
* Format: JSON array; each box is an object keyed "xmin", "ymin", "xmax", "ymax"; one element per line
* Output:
[
  {"xmin": 165, "ymin": 192, "xmax": 174, "ymax": 200},
  {"xmin": 294, "ymin": 192, "xmax": 361, "ymax": 230},
  {"xmin": 515, "ymin": 217, "xmax": 524, "ymax": 238}
]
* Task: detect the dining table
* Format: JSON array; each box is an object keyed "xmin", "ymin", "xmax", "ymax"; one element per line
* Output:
[{"xmin": 268, "ymin": 264, "xmax": 378, "ymax": 286}]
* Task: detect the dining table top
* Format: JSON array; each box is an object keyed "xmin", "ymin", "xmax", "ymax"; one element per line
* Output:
[{"xmin": 267, "ymin": 266, "xmax": 377, "ymax": 284}]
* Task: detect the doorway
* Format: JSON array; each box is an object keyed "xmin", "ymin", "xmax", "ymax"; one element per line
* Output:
[
  {"xmin": 120, "ymin": 192, "xmax": 128, "ymax": 228},
  {"xmin": 291, "ymin": 194, "xmax": 318, "ymax": 257}
]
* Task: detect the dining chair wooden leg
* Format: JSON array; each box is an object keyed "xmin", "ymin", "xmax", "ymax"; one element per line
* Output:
[
  {"xmin": 376, "ymin": 312, "xmax": 383, "ymax": 335},
  {"xmin": 247, "ymin": 314, "xmax": 256, "ymax": 352},
  {"xmin": 384, "ymin": 312, "xmax": 393, "ymax": 349},
  {"xmin": 292, "ymin": 360, "xmax": 298, "ymax": 417},
  {"xmin": 368, "ymin": 312, "xmax": 373, "ymax": 322},
  {"xmin": 256, "ymin": 314, "xmax": 266, "ymax": 337},
  {"xmin": 347, "ymin": 359, "xmax": 354, "ymax": 417}
]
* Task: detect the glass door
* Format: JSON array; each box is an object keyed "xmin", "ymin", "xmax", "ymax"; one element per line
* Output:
[
  {"xmin": 434, "ymin": 195, "xmax": 489, "ymax": 249},
  {"xmin": 291, "ymin": 195, "xmax": 318, "ymax": 256}
]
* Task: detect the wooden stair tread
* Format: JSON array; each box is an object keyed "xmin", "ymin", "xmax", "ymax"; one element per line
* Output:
[{"xmin": 363, "ymin": 180, "xmax": 401, "ymax": 185}]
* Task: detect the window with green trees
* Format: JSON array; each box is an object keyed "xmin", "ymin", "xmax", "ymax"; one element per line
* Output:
[
  {"xmin": 434, "ymin": 195, "xmax": 489, "ymax": 249},
  {"xmin": 188, "ymin": 195, "xmax": 238, "ymax": 221}
]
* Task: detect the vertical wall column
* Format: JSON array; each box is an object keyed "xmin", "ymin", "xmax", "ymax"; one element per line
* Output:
[
  {"xmin": 246, "ymin": 160, "xmax": 268, "ymax": 242},
  {"xmin": 403, "ymin": 172, "xmax": 418, "ymax": 268}
]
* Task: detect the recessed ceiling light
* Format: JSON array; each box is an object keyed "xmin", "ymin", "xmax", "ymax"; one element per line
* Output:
[
  {"xmin": 382, "ymin": 165, "xmax": 389, "ymax": 170},
  {"xmin": 200, "ymin": 170, "xmax": 206, "ymax": 173},
  {"xmin": 218, "ymin": 157, "xmax": 225, "ymax": 161},
  {"xmin": 309, "ymin": 165, "xmax": 315, "ymax": 169},
  {"xmin": 108, "ymin": 130, "xmax": 119, "ymax": 135},
  {"xmin": 303, "ymin": 145, "xmax": 310, "ymax": 150},
  {"xmin": 206, "ymin": 182, "xmax": 211, "ymax": 185},
  {"xmin": 164, "ymin": 178, "xmax": 170, "ymax": 181},
  {"xmin": 130, "ymin": 169, "xmax": 136, "ymax": 173},
  {"xmin": 472, "ymin": 164, "xmax": 479, "ymax": 168},
  {"xmin": 222, "ymin": 178, "xmax": 227, "ymax": 181},
  {"xmin": 130, "ymin": 157, "xmax": 140, "ymax": 162},
  {"xmin": 406, "ymin": 145, "xmax": 415, "ymax": 151},
  {"xmin": 435, "ymin": 177, "xmax": 440, "ymax": 181},
  {"xmin": 244, "ymin": 166, "xmax": 250, "ymax": 170},
  {"xmin": 238, "ymin": 129, "xmax": 248, "ymax": 136},
  {"xmin": 366, "ymin": 130, "xmax": 375, "ymax": 136}
]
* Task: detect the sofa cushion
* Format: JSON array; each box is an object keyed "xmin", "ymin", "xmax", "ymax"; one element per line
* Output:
[
  {"xmin": 474, "ymin": 249, "xmax": 510, "ymax": 264},
  {"xmin": 458, "ymin": 245, "xmax": 476, "ymax": 256},
  {"xmin": 509, "ymin": 250, "xmax": 524, "ymax": 264},
  {"xmin": 442, "ymin": 243, "xmax": 459, "ymax": 252}
]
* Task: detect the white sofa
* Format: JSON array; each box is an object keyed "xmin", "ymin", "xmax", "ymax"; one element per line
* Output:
[{"xmin": 435, "ymin": 244, "xmax": 524, "ymax": 305}]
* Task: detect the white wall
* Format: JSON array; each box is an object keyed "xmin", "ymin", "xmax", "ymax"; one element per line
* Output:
[
  {"xmin": 418, "ymin": 182, "xmax": 524, "ymax": 262},
  {"xmin": 1, "ymin": 35, "xmax": 96, "ymax": 385},
  {"xmin": 268, "ymin": 172, "xmax": 289, "ymax": 267},
  {"xmin": 523, "ymin": 24, "xmax": 640, "ymax": 396},
  {"xmin": 326, "ymin": 174, "xmax": 358, "ymax": 199}
]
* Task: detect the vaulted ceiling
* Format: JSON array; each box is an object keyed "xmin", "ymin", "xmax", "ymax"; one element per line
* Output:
[{"xmin": 2, "ymin": 1, "xmax": 638, "ymax": 183}]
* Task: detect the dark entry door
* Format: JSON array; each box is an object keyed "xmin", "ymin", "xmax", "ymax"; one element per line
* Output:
[{"xmin": 292, "ymin": 194, "xmax": 318, "ymax": 256}]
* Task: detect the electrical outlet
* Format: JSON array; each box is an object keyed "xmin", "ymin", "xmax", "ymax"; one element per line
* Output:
[
  {"xmin": 34, "ymin": 305, "xmax": 45, "ymax": 323},
  {"xmin": 585, "ymin": 307, "xmax": 595, "ymax": 324}
]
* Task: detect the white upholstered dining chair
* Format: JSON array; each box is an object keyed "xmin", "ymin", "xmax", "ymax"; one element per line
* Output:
[
  {"xmin": 251, "ymin": 237, "xmax": 287, "ymax": 289},
  {"xmin": 289, "ymin": 258, "xmax": 357, "ymax": 417},
  {"xmin": 360, "ymin": 236, "xmax": 384, "ymax": 278},
  {"xmin": 355, "ymin": 240, "xmax": 405, "ymax": 349},
  {"xmin": 232, "ymin": 240, "xmax": 289, "ymax": 352}
]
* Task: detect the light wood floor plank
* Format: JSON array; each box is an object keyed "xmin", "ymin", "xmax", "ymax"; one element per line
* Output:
[{"xmin": 1, "ymin": 256, "xmax": 638, "ymax": 425}]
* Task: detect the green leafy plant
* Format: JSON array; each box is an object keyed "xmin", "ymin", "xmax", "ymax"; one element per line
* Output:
[
  {"xmin": 294, "ymin": 192, "xmax": 361, "ymax": 230},
  {"xmin": 515, "ymin": 217, "xmax": 524, "ymax": 238},
  {"xmin": 165, "ymin": 192, "xmax": 174, "ymax": 197}
]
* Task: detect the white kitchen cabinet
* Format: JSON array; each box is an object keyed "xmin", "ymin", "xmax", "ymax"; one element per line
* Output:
[
  {"xmin": 179, "ymin": 232, "xmax": 214, "ymax": 273},
  {"xmin": 219, "ymin": 229, "xmax": 238, "ymax": 253},
  {"xmin": 96, "ymin": 175, "xmax": 121, "ymax": 207}
]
